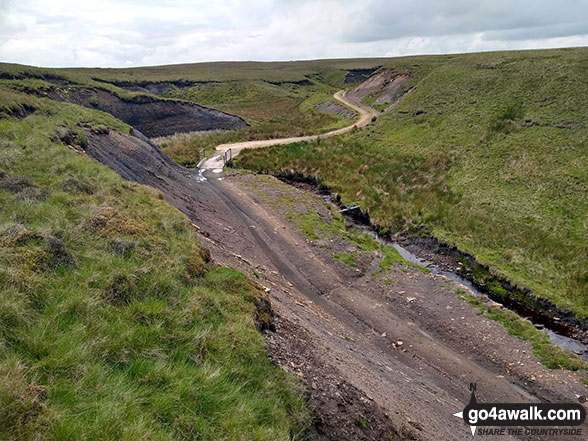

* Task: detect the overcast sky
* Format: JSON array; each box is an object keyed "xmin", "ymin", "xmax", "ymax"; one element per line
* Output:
[{"xmin": 1, "ymin": 0, "xmax": 588, "ymax": 68}]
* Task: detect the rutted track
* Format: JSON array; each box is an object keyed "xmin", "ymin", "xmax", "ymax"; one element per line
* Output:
[
  {"xmin": 199, "ymin": 172, "xmax": 588, "ymax": 441},
  {"xmin": 81, "ymin": 97, "xmax": 588, "ymax": 441}
]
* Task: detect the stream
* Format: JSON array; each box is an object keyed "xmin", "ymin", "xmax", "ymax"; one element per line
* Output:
[
  {"xmin": 353, "ymin": 224, "xmax": 588, "ymax": 362},
  {"xmin": 329, "ymin": 200, "xmax": 588, "ymax": 363}
]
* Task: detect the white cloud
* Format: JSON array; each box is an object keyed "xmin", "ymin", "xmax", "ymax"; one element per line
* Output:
[{"xmin": 0, "ymin": 0, "xmax": 587, "ymax": 67}]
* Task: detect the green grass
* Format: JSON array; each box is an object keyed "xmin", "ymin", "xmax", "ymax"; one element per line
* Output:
[
  {"xmin": 155, "ymin": 81, "xmax": 356, "ymax": 165},
  {"xmin": 0, "ymin": 90, "xmax": 310, "ymax": 440},
  {"xmin": 234, "ymin": 47, "xmax": 588, "ymax": 318},
  {"xmin": 332, "ymin": 252, "xmax": 357, "ymax": 267},
  {"xmin": 460, "ymin": 293, "xmax": 588, "ymax": 372},
  {"xmin": 236, "ymin": 172, "xmax": 422, "ymax": 274}
]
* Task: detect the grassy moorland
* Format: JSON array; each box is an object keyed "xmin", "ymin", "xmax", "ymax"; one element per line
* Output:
[
  {"xmin": 234, "ymin": 47, "xmax": 588, "ymax": 319},
  {"xmin": 0, "ymin": 87, "xmax": 310, "ymax": 440},
  {"xmin": 0, "ymin": 60, "xmax": 376, "ymax": 166}
]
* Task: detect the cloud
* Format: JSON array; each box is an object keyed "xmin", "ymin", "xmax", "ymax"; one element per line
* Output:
[
  {"xmin": 0, "ymin": 0, "xmax": 587, "ymax": 67},
  {"xmin": 344, "ymin": 0, "xmax": 588, "ymax": 42}
]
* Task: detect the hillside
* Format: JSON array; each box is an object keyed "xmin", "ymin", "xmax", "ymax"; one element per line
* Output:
[
  {"xmin": 0, "ymin": 60, "xmax": 380, "ymax": 166},
  {"xmin": 2, "ymin": 48, "xmax": 588, "ymax": 440},
  {"xmin": 234, "ymin": 47, "xmax": 588, "ymax": 321},
  {"xmin": 0, "ymin": 87, "xmax": 309, "ymax": 440}
]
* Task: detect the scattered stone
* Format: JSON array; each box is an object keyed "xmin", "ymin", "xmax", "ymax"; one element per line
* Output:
[{"xmin": 315, "ymin": 101, "xmax": 357, "ymax": 120}]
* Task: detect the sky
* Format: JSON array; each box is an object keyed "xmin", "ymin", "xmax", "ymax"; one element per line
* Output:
[{"xmin": 1, "ymin": 0, "xmax": 588, "ymax": 68}]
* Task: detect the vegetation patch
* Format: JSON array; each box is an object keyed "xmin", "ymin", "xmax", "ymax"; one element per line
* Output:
[
  {"xmin": 460, "ymin": 293, "xmax": 588, "ymax": 372},
  {"xmin": 237, "ymin": 173, "xmax": 426, "ymax": 275},
  {"xmin": 333, "ymin": 252, "xmax": 357, "ymax": 267},
  {"xmin": 0, "ymin": 88, "xmax": 310, "ymax": 440}
]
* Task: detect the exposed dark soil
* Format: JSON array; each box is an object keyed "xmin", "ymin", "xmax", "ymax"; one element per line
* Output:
[
  {"xmin": 346, "ymin": 69, "xmax": 410, "ymax": 108},
  {"xmin": 96, "ymin": 77, "xmax": 313, "ymax": 94},
  {"xmin": 93, "ymin": 78, "xmax": 202, "ymax": 96},
  {"xmin": 0, "ymin": 100, "xmax": 37, "ymax": 119},
  {"xmin": 394, "ymin": 234, "xmax": 588, "ymax": 342},
  {"xmin": 266, "ymin": 315, "xmax": 401, "ymax": 441},
  {"xmin": 344, "ymin": 67, "xmax": 381, "ymax": 84},
  {"xmin": 276, "ymin": 173, "xmax": 588, "ymax": 345},
  {"xmin": 81, "ymin": 131, "xmax": 588, "ymax": 441},
  {"xmin": 0, "ymin": 71, "xmax": 70, "ymax": 86},
  {"xmin": 47, "ymin": 87, "xmax": 247, "ymax": 137},
  {"xmin": 266, "ymin": 79, "xmax": 313, "ymax": 86},
  {"xmin": 315, "ymin": 101, "xmax": 356, "ymax": 120},
  {"xmin": 83, "ymin": 128, "xmax": 216, "ymax": 225}
]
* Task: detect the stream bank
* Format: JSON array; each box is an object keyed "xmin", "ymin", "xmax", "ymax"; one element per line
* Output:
[{"xmin": 271, "ymin": 171, "xmax": 588, "ymax": 361}]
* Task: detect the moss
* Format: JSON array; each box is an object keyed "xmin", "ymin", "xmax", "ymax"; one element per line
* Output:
[
  {"xmin": 487, "ymin": 279, "xmax": 508, "ymax": 297},
  {"xmin": 102, "ymin": 273, "xmax": 137, "ymax": 306},
  {"xmin": 83, "ymin": 206, "xmax": 146, "ymax": 236},
  {"xmin": 184, "ymin": 253, "xmax": 208, "ymax": 279}
]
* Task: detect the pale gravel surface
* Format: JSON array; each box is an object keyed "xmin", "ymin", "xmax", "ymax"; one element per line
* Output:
[{"xmin": 199, "ymin": 90, "xmax": 379, "ymax": 170}]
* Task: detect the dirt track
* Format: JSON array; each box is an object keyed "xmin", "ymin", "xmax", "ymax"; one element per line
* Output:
[
  {"xmin": 197, "ymin": 172, "xmax": 588, "ymax": 441},
  {"xmin": 199, "ymin": 90, "xmax": 378, "ymax": 171},
  {"xmin": 83, "ymin": 106, "xmax": 588, "ymax": 441}
]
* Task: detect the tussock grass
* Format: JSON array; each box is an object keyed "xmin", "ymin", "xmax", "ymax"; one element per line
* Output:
[{"xmin": 0, "ymin": 89, "xmax": 310, "ymax": 440}]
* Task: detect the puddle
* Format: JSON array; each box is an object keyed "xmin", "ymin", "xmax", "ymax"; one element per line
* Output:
[{"xmin": 194, "ymin": 168, "xmax": 207, "ymax": 182}]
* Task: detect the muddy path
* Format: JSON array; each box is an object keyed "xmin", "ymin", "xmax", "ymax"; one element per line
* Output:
[
  {"xmin": 199, "ymin": 90, "xmax": 379, "ymax": 171},
  {"xmin": 195, "ymin": 172, "xmax": 587, "ymax": 441},
  {"xmin": 82, "ymin": 115, "xmax": 588, "ymax": 440}
]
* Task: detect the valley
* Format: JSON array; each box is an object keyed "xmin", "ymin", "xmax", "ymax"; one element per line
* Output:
[{"xmin": 1, "ymin": 48, "xmax": 587, "ymax": 440}]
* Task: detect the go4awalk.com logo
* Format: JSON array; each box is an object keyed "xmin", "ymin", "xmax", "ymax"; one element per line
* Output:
[{"xmin": 453, "ymin": 383, "xmax": 586, "ymax": 437}]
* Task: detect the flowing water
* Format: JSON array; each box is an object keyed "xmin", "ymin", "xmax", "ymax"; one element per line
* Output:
[{"xmin": 351, "ymin": 224, "xmax": 588, "ymax": 362}]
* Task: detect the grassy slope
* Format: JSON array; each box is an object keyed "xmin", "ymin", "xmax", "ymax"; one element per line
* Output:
[
  {"xmin": 234, "ymin": 48, "xmax": 588, "ymax": 318},
  {"xmin": 0, "ymin": 90, "xmax": 309, "ymax": 440}
]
